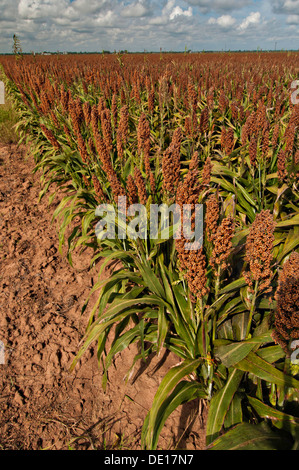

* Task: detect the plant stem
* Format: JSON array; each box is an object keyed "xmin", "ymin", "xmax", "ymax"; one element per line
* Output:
[
  {"xmin": 258, "ymin": 159, "xmax": 262, "ymax": 211},
  {"xmin": 246, "ymin": 280, "xmax": 259, "ymax": 338},
  {"xmin": 215, "ymin": 265, "xmax": 221, "ymax": 301},
  {"xmin": 197, "ymin": 296, "xmax": 204, "ymax": 327}
]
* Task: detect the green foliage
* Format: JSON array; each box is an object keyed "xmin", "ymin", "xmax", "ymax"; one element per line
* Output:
[
  {"xmin": 0, "ymin": 101, "xmax": 18, "ymax": 144},
  {"xmin": 1, "ymin": 52, "xmax": 299, "ymax": 450}
]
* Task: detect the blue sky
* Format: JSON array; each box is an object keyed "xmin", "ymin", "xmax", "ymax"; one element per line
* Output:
[{"xmin": 0, "ymin": 0, "xmax": 298, "ymax": 53}]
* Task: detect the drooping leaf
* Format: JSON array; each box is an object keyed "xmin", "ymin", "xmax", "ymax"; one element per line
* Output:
[
  {"xmin": 248, "ymin": 396, "xmax": 299, "ymax": 437},
  {"xmin": 206, "ymin": 368, "xmax": 244, "ymax": 445},
  {"xmin": 142, "ymin": 380, "xmax": 207, "ymax": 450},
  {"xmin": 142, "ymin": 358, "xmax": 202, "ymax": 449},
  {"xmin": 235, "ymin": 352, "xmax": 299, "ymax": 389},
  {"xmin": 207, "ymin": 422, "xmax": 293, "ymax": 450}
]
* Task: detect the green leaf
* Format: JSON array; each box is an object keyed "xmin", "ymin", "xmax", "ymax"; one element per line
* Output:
[
  {"xmin": 277, "ymin": 227, "xmax": 299, "ymax": 263},
  {"xmin": 95, "ymin": 293, "xmax": 163, "ymax": 327},
  {"xmin": 257, "ymin": 345, "xmax": 285, "ymax": 363},
  {"xmin": 219, "ymin": 278, "xmax": 247, "ymax": 295},
  {"xmin": 215, "ymin": 342, "xmax": 256, "ymax": 368},
  {"xmin": 206, "ymin": 368, "xmax": 244, "ymax": 445},
  {"xmin": 217, "ymin": 319, "xmax": 234, "ymax": 340},
  {"xmin": 224, "ymin": 393, "xmax": 243, "ymax": 430},
  {"xmin": 207, "ymin": 422, "xmax": 293, "ymax": 450},
  {"xmin": 142, "ymin": 381, "xmax": 207, "ymax": 450},
  {"xmin": 234, "ymin": 180, "xmax": 257, "ymax": 207},
  {"xmin": 102, "ymin": 325, "xmax": 141, "ymax": 388},
  {"xmin": 142, "ymin": 358, "xmax": 202, "ymax": 449},
  {"xmin": 248, "ymin": 396, "xmax": 299, "ymax": 437},
  {"xmin": 136, "ymin": 258, "xmax": 166, "ymax": 298},
  {"xmin": 276, "ymin": 213, "xmax": 299, "ymax": 228},
  {"xmin": 157, "ymin": 306, "xmax": 169, "ymax": 355},
  {"xmin": 235, "ymin": 352, "xmax": 299, "ymax": 388},
  {"xmin": 232, "ymin": 312, "xmax": 249, "ymax": 341},
  {"xmin": 70, "ymin": 292, "xmax": 165, "ymax": 371},
  {"xmin": 215, "ymin": 331, "xmax": 273, "ymax": 368}
]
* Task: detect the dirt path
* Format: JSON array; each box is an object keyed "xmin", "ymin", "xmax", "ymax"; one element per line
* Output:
[{"xmin": 0, "ymin": 143, "xmax": 206, "ymax": 450}]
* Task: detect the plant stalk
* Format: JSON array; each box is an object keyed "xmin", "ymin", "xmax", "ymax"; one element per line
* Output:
[{"xmin": 246, "ymin": 280, "xmax": 259, "ymax": 339}]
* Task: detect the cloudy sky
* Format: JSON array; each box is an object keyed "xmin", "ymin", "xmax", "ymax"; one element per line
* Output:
[{"xmin": 0, "ymin": 0, "xmax": 298, "ymax": 53}]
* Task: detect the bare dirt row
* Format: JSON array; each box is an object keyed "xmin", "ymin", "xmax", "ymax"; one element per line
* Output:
[{"xmin": 0, "ymin": 143, "xmax": 206, "ymax": 450}]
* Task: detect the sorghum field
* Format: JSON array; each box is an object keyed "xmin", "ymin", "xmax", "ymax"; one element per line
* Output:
[{"xmin": 0, "ymin": 51, "xmax": 299, "ymax": 450}]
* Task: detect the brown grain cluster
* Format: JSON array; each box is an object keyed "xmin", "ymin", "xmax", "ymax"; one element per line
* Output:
[
  {"xmin": 184, "ymin": 248, "xmax": 209, "ymax": 301},
  {"xmin": 271, "ymin": 123, "xmax": 280, "ymax": 150},
  {"xmin": 134, "ymin": 167, "xmax": 147, "ymax": 205},
  {"xmin": 261, "ymin": 128, "xmax": 270, "ymax": 159},
  {"xmin": 77, "ymin": 132, "xmax": 90, "ymax": 164},
  {"xmin": 221, "ymin": 127, "xmax": 235, "ymax": 155},
  {"xmin": 201, "ymin": 157, "xmax": 212, "ymax": 187},
  {"xmin": 92, "ymin": 175, "xmax": 106, "ymax": 203},
  {"xmin": 277, "ymin": 150, "xmax": 287, "ymax": 181},
  {"xmin": 175, "ymin": 152, "xmax": 209, "ymax": 300},
  {"xmin": 40, "ymin": 124, "xmax": 60, "ymax": 150},
  {"xmin": 199, "ymin": 107, "xmax": 209, "ymax": 134},
  {"xmin": 111, "ymin": 93, "xmax": 118, "ymax": 126},
  {"xmin": 100, "ymin": 108, "xmax": 113, "ymax": 154},
  {"xmin": 148, "ymin": 88, "xmax": 155, "ymax": 114},
  {"xmin": 272, "ymin": 252, "xmax": 299, "ymax": 355},
  {"xmin": 40, "ymin": 90, "xmax": 52, "ymax": 115},
  {"xmin": 207, "ymin": 88, "xmax": 214, "ymax": 110},
  {"xmin": 249, "ymin": 137, "xmax": 258, "ymax": 166},
  {"xmin": 83, "ymin": 101, "xmax": 92, "ymax": 127},
  {"xmin": 219, "ymin": 89, "xmax": 228, "ymax": 114},
  {"xmin": 98, "ymin": 96, "xmax": 106, "ymax": 115},
  {"xmin": 60, "ymin": 85, "xmax": 69, "ymax": 113},
  {"xmin": 68, "ymin": 95, "xmax": 82, "ymax": 137},
  {"xmin": 176, "ymin": 152, "xmax": 200, "ymax": 211},
  {"xmin": 185, "ymin": 116, "xmax": 192, "ymax": 138},
  {"xmin": 91, "ymin": 109, "xmax": 125, "ymax": 204},
  {"xmin": 126, "ymin": 175, "xmax": 139, "ymax": 206},
  {"xmin": 116, "ymin": 105, "xmax": 129, "ymax": 161},
  {"xmin": 137, "ymin": 113, "xmax": 155, "ymax": 193},
  {"xmin": 205, "ymin": 194, "xmax": 219, "ymax": 243},
  {"xmin": 50, "ymin": 110, "xmax": 59, "ymax": 129},
  {"xmin": 162, "ymin": 127, "xmax": 182, "ymax": 196},
  {"xmin": 210, "ymin": 217, "xmax": 235, "ymax": 272},
  {"xmin": 244, "ymin": 210, "xmax": 276, "ymax": 294},
  {"xmin": 63, "ymin": 124, "xmax": 73, "ymax": 145}
]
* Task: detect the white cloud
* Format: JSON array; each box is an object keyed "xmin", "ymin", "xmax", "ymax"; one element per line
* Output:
[
  {"xmin": 273, "ymin": 0, "xmax": 299, "ymax": 15},
  {"xmin": 0, "ymin": 0, "xmax": 298, "ymax": 53},
  {"xmin": 286, "ymin": 13, "xmax": 299, "ymax": 22},
  {"xmin": 169, "ymin": 6, "xmax": 192, "ymax": 20},
  {"xmin": 121, "ymin": 0, "xmax": 152, "ymax": 18},
  {"xmin": 94, "ymin": 10, "xmax": 116, "ymax": 27},
  {"xmin": 238, "ymin": 11, "xmax": 261, "ymax": 30},
  {"xmin": 185, "ymin": 0, "xmax": 251, "ymax": 13},
  {"xmin": 18, "ymin": 0, "xmax": 67, "ymax": 19},
  {"xmin": 208, "ymin": 14, "xmax": 236, "ymax": 28},
  {"xmin": 18, "ymin": 0, "xmax": 114, "ymax": 21},
  {"xmin": 149, "ymin": 0, "xmax": 192, "ymax": 25}
]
